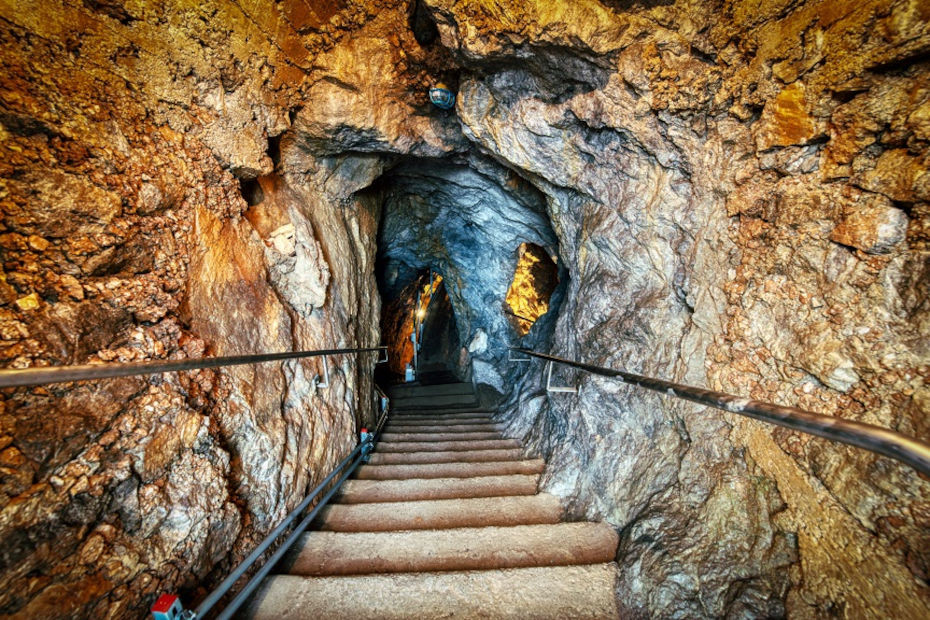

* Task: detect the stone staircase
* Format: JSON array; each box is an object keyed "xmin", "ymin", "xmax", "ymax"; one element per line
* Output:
[{"xmin": 243, "ymin": 383, "xmax": 620, "ymax": 619}]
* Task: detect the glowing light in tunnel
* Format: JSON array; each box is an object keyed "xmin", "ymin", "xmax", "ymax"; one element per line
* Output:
[
  {"xmin": 385, "ymin": 273, "xmax": 444, "ymax": 375},
  {"xmin": 415, "ymin": 274, "xmax": 442, "ymax": 324}
]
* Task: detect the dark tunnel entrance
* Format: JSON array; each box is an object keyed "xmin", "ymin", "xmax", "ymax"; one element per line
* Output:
[
  {"xmin": 367, "ymin": 154, "xmax": 568, "ymax": 395},
  {"xmin": 377, "ymin": 270, "xmax": 462, "ymax": 383}
]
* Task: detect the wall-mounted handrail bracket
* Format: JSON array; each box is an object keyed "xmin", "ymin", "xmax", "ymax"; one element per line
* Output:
[
  {"xmin": 508, "ymin": 349, "xmax": 531, "ymax": 363},
  {"xmin": 315, "ymin": 355, "xmax": 330, "ymax": 390},
  {"xmin": 377, "ymin": 348, "xmax": 389, "ymax": 364},
  {"xmin": 374, "ymin": 385, "xmax": 390, "ymax": 430},
  {"xmin": 545, "ymin": 360, "xmax": 577, "ymax": 394}
]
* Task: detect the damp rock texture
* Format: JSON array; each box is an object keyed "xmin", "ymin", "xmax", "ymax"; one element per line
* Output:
[
  {"xmin": 415, "ymin": 0, "xmax": 930, "ymax": 617},
  {"xmin": 0, "ymin": 1, "xmax": 385, "ymax": 617},
  {"xmin": 377, "ymin": 158, "xmax": 564, "ymax": 390},
  {"xmin": 1, "ymin": 0, "xmax": 930, "ymax": 618}
]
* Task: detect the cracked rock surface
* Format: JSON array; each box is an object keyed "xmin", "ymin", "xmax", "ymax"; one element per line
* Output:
[
  {"xmin": 421, "ymin": 1, "xmax": 930, "ymax": 617},
  {"xmin": 1, "ymin": 0, "xmax": 929, "ymax": 618},
  {"xmin": 0, "ymin": 1, "xmax": 386, "ymax": 616}
]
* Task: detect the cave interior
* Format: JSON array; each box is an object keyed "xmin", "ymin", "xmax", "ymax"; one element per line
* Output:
[
  {"xmin": 371, "ymin": 155, "xmax": 568, "ymax": 392},
  {"xmin": 0, "ymin": 0, "xmax": 929, "ymax": 617}
]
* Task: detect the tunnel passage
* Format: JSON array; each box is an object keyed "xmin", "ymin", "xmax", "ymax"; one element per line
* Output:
[
  {"xmin": 378, "ymin": 270, "xmax": 461, "ymax": 381},
  {"xmin": 417, "ymin": 279, "xmax": 461, "ymax": 379},
  {"xmin": 370, "ymin": 156, "xmax": 567, "ymax": 395}
]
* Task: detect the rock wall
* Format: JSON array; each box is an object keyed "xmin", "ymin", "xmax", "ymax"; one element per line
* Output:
[
  {"xmin": 0, "ymin": 1, "xmax": 385, "ymax": 616},
  {"xmin": 2, "ymin": 0, "xmax": 929, "ymax": 617},
  {"xmin": 416, "ymin": 0, "xmax": 930, "ymax": 617}
]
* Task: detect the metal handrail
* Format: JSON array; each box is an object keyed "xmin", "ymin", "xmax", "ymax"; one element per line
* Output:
[
  {"xmin": 0, "ymin": 346, "xmax": 387, "ymax": 388},
  {"xmin": 197, "ymin": 444, "xmax": 366, "ymax": 619},
  {"xmin": 205, "ymin": 390, "xmax": 393, "ymax": 620},
  {"xmin": 211, "ymin": 450, "xmax": 368, "ymax": 620},
  {"xmin": 183, "ymin": 367, "xmax": 390, "ymax": 618},
  {"xmin": 0, "ymin": 345, "xmax": 389, "ymax": 617},
  {"xmin": 512, "ymin": 348, "xmax": 930, "ymax": 477}
]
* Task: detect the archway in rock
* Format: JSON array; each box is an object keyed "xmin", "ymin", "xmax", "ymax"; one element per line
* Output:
[
  {"xmin": 2, "ymin": 1, "xmax": 929, "ymax": 618},
  {"xmin": 371, "ymin": 156, "xmax": 568, "ymax": 398}
]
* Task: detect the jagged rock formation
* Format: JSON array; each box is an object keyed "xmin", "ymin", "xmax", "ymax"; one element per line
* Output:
[
  {"xmin": 0, "ymin": 1, "xmax": 384, "ymax": 617},
  {"xmin": 1, "ymin": 0, "xmax": 928, "ymax": 617}
]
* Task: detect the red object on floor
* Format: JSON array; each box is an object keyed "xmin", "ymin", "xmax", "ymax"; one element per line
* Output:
[{"xmin": 151, "ymin": 594, "xmax": 182, "ymax": 620}]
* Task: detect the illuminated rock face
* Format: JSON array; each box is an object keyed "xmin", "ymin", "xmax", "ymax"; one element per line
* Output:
[
  {"xmin": 1, "ymin": 0, "xmax": 929, "ymax": 618},
  {"xmin": 424, "ymin": 2, "xmax": 930, "ymax": 617},
  {"xmin": 0, "ymin": 2, "xmax": 386, "ymax": 617},
  {"xmin": 506, "ymin": 243, "xmax": 559, "ymax": 336},
  {"xmin": 380, "ymin": 274, "xmax": 444, "ymax": 377}
]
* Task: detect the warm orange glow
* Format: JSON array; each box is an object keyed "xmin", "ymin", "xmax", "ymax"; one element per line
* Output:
[
  {"xmin": 416, "ymin": 274, "xmax": 442, "ymax": 322},
  {"xmin": 505, "ymin": 243, "xmax": 558, "ymax": 336},
  {"xmin": 390, "ymin": 273, "xmax": 444, "ymax": 374}
]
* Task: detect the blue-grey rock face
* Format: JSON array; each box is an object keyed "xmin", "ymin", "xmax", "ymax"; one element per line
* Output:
[
  {"xmin": 378, "ymin": 159, "xmax": 564, "ymax": 391},
  {"xmin": 455, "ymin": 65, "xmax": 797, "ymax": 618}
]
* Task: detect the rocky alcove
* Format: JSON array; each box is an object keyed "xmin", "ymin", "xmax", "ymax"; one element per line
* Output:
[{"xmin": 1, "ymin": 0, "xmax": 928, "ymax": 618}]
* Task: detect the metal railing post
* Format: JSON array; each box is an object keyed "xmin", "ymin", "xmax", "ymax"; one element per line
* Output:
[
  {"xmin": 315, "ymin": 355, "xmax": 330, "ymax": 389},
  {"xmin": 508, "ymin": 350, "xmax": 531, "ymax": 363},
  {"xmin": 545, "ymin": 360, "xmax": 578, "ymax": 394}
]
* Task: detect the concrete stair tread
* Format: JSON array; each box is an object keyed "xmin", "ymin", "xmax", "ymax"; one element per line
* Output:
[
  {"xmin": 391, "ymin": 395, "xmax": 480, "ymax": 409},
  {"xmin": 336, "ymin": 475, "xmax": 539, "ymax": 503},
  {"xmin": 355, "ymin": 459, "xmax": 545, "ymax": 480},
  {"xmin": 376, "ymin": 439, "xmax": 521, "ymax": 453},
  {"xmin": 391, "ymin": 410, "xmax": 493, "ymax": 418},
  {"xmin": 316, "ymin": 493, "xmax": 562, "ymax": 532},
  {"xmin": 385, "ymin": 421, "xmax": 496, "ymax": 430},
  {"xmin": 380, "ymin": 431, "xmax": 502, "ymax": 442},
  {"xmin": 285, "ymin": 522, "xmax": 619, "ymax": 575},
  {"xmin": 242, "ymin": 389, "xmax": 619, "ymax": 620},
  {"xmin": 244, "ymin": 564, "xmax": 621, "ymax": 620},
  {"xmin": 388, "ymin": 382, "xmax": 475, "ymax": 398},
  {"xmin": 390, "ymin": 415, "xmax": 495, "ymax": 422},
  {"xmin": 383, "ymin": 423, "xmax": 502, "ymax": 433},
  {"xmin": 368, "ymin": 448, "xmax": 525, "ymax": 465}
]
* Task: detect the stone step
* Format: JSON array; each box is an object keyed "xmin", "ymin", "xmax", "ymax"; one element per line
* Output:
[
  {"xmin": 355, "ymin": 459, "xmax": 546, "ymax": 480},
  {"xmin": 244, "ymin": 564, "xmax": 621, "ymax": 619},
  {"xmin": 315, "ymin": 494, "xmax": 562, "ymax": 532},
  {"xmin": 392, "ymin": 411, "xmax": 494, "ymax": 419},
  {"xmin": 376, "ymin": 439, "xmax": 521, "ymax": 453},
  {"xmin": 390, "ymin": 411, "xmax": 493, "ymax": 421},
  {"xmin": 379, "ymin": 431, "xmax": 501, "ymax": 442},
  {"xmin": 383, "ymin": 423, "xmax": 502, "ymax": 433},
  {"xmin": 388, "ymin": 382, "xmax": 475, "ymax": 398},
  {"xmin": 336, "ymin": 475, "xmax": 539, "ymax": 504},
  {"xmin": 387, "ymin": 419, "xmax": 494, "ymax": 428},
  {"xmin": 285, "ymin": 522, "xmax": 619, "ymax": 575},
  {"xmin": 368, "ymin": 448, "xmax": 524, "ymax": 466},
  {"xmin": 391, "ymin": 395, "xmax": 480, "ymax": 410}
]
